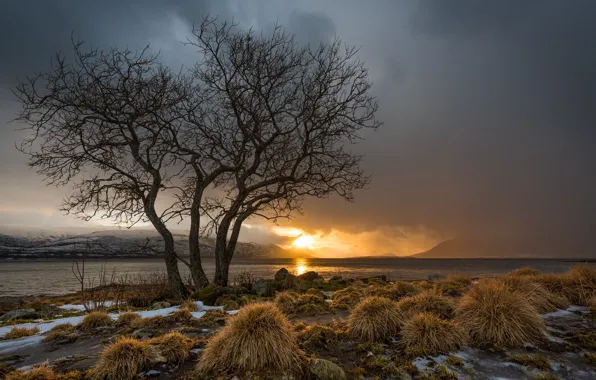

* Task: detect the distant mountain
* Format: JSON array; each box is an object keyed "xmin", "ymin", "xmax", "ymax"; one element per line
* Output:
[
  {"xmin": 0, "ymin": 231, "xmax": 303, "ymax": 259},
  {"xmin": 413, "ymin": 235, "xmax": 595, "ymax": 259}
]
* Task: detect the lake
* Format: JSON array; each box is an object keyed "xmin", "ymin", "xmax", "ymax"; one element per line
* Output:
[{"xmin": 0, "ymin": 257, "xmax": 591, "ymax": 297}]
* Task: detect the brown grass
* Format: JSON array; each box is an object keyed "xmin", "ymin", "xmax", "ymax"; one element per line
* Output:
[
  {"xmin": 564, "ymin": 265, "xmax": 596, "ymax": 305},
  {"xmin": 91, "ymin": 337, "xmax": 158, "ymax": 380},
  {"xmin": 5, "ymin": 365, "xmax": 57, "ymax": 380},
  {"xmin": 297, "ymin": 324, "xmax": 345, "ymax": 349},
  {"xmin": 508, "ymin": 354, "xmax": 550, "ymax": 371},
  {"xmin": 390, "ymin": 281, "xmax": 421, "ymax": 300},
  {"xmin": 79, "ymin": 311, "xmax": 113, "ymax": 331},
  {"xmin": 181, "ymin": 299, "xmax": 199, "ymax": 312},
  {"xmin": 434, "ymin": 275, "xmax": 473, "ymax": 297},
  {"xmin": 169, "ymin": 308, "xmax": 195, "ymax": 323},
  {"xmin": 148, "ymin": 331, "xmax": 193, "ymax": 364},
  {"xmin": 589, "ymin": 296, "xmax": 596, "ymax": 315},
  {"xmin": 500, "ymin": 276, "xmax": 570, "ymax": 313},
  {"xmin": 400, "ymin": 313, "xmax": 466, "ymax": 357},
  {"xmin": 275, "ymin": 291, "xmax": 297, "ymax": 314},
  {"xmin": 330, "ymin": 287, "xmax": 362, "ymax": 308},
  {"xmin": 397, "ymin": 292, "xmax": 456, "ymax": 320},
  {"xmin": 195, "ymin": 309, "xmax": 228, "ymax": 326},
  {"xmin": 196, "ymin": 303, "xmax": 304, "ymax": 375},
  {"xmin": 3, "ymin": 326, "xmax": 39, "ymax": 340},
  {"xmin": 42, "ymin": 323, "xmax": 76, "ymax": 342},
  {"xmin": 116, "ymin": 312, "xmax": 141, "ymax": 327},
  {"xmin": 508, "ymin": 267, "xmax": 542, "ymax": 276},
  {"xmin": 348, "ymin": 296, "xmax": 403, "ymax": 342},
  {"xmin": 132, "ymin": 315, "xmax": 169, "ymax": 329},
  {"xmin": 456, "ymin": 279, "xmax": 546, "ymax": 347}
]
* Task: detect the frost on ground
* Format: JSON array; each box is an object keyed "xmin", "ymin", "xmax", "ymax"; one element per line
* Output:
[{"xmin": 0, "ymin": 300, "xmax": 235, "ymax": 355}]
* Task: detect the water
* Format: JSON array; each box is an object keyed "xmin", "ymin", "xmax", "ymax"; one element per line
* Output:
[{"xmin": 0, "ymin": 257, "xmax": 590, "ymax": 297}]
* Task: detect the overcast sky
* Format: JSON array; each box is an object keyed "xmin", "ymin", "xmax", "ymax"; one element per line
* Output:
[{"xmin": 1, "ymin": 1, "xmax": 595, "ymax": 255}]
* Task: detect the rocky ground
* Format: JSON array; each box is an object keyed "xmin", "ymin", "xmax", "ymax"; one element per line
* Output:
[{"xmin": 0, "ymin": 268, "xmax": 595, "ymax": 379}]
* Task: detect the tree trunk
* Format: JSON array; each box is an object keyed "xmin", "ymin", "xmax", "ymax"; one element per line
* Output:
[
  {"xmin": 213, "ymin": 218, "xmax": 231, "ymax": 286},
  {"xmin": 188, "ymin": 185, "xmax": 209, "ymax": 289}
]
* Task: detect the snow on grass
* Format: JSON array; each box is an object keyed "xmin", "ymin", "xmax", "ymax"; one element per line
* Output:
[
  {"xmin": 0, "ymin": 335, "xmax": 44, "ymax": 355},
  {"xmin": 542, "ymin": 305, "xmax": 589, "ymax": 319}
]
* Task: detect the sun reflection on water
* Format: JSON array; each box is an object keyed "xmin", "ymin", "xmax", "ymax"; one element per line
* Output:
[{"xmin": 295, "ymin": 258, "xmax": 309, "ymax": 275}]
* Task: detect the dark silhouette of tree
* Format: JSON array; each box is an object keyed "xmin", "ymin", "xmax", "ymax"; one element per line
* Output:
[
  {"xmin": 175, "ymin": 18, "xmax": 382, "ymax": 286},
  {"xmin": 14, "ymin": 40, "xmax": 192, "ymax": 298}
]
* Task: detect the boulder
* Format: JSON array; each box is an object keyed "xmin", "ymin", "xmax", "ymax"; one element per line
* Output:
[
  {"xmin": 132, "ymin": 328, "xmax": 159, "ymax": 340},
  {"xmin": 215, "ymin": 287, "xmax": 235, "ymax": 297},
  {"xmin": 253, "ymin": 279, "xmax": 275, "ymax": 297},
  {"xmin": 194, "ymin": 284, "xmax": 219, "ymax": 306},
  {"xmin": 299, "ymin": 271, "xmax": 321, "ymax": 282},
  {"xmin": 274, "ymin": 268, "xmax": 298, "ymax": 290},
  {"xmin": 0, "ymin": 309, "xmax": 38, "ymax": 321},
  {"xmin": 309, "ymin": 359, "xmax": 347, "ymax": 380}
]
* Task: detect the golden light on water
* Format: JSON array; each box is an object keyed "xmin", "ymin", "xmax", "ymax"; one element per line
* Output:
[{"xmin": 295, "ymin": 258, "xmax": 309, "ymax": 275}]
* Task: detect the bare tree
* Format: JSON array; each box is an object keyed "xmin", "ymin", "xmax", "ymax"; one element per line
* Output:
[
  {"xmin": 178, "ymin": 18, "xmax": 381, "ymax": 286},
  {"xmin": 14, "ymin": 40, "xmax": 192, "ymax": 298}
]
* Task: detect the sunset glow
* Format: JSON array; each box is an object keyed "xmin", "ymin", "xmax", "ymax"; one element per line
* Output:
[{"xmin": 292, "ymin": 234, "xmax": 315, "ymax": 249}]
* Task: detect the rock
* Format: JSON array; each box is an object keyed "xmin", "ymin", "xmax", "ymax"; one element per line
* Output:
[
  {"xmin": 254, "ymin": 279, "xmax": 275, "ymax": 297},
  {"xmin": 66, "ymin": 358, "xmax": 97, "ymax": 371},
  {"xmin": 215, "ymin": 287, "xmax": 235, "ymax": 297},
  {"xmin": 299, "ymin": 271, "xmax": 321, "ymax": 282},
  {"xmin": 194, "ymin": 284, "xmax": 219, "ymax": 306},
  {"xmin": 309, "ymin": 358, "xmax": 347, "ymax": 380},
  {"xmin": 0, "ymin": 309, "xmax": 38, "ymax": 321},
  {"xmin": 274, "ymin": 267, "xmax": 299, "ymax": 290},
  {"xmin": 151, "ymin": 301, "xmax": 170, "ymax": 310},
  {"xmin": 132, "ymin": 328, "xmax": 158, "ymax": 340}
]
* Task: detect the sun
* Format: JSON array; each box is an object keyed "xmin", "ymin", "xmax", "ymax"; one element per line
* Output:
[{"xmin": 292, "ymin": 234, "xmax": 315, "ymax": 249}]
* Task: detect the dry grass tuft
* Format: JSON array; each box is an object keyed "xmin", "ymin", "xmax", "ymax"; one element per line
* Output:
[
  {"xmin": 565, "ymin": 265, "xmax": 596, "ymax": 305},
  {"xmin": 275, "ymin": 291, "xmax": 297, "ymax": 314},
  {"xmin": 169, "ymin": 308, "xmax": 195, "ymax": 323},
  {"xmin": 181, "ymin": 299, "xmax": 199, "ymax": 312},
  {"xmin": 42, "ymin": 323, "xmax": 76, "ymax": 342},
  {"xmin": 148, "ymin": 331, "xmax": 193, "ymax": 364},
  {"xmin": 390, "ymin": 281, "xmax": 421, "ymax": 300},
  {"xmin": 500, "ymin": 276, "xmax": 570, "ymax": 313},
  {"xmin": 116, "ymin": 312, "xmax": 141, "ymax": 327},
  {"xmin": 5, "ymin": 365, "xmax": 57, "ymax": 380},
  {"xmin": 330, "ymin": 287, "xmax": 362, "ymax": 308},
  {"xmin": 456, "ymin": 279, "xmax": 546, "ymax": 347},
  {"xmin": 91, "ymin": 337, "xmax": 158, "ymax": 380},
  {"xmin": 297, "ymin": 324, "xmax": 345, "ymax": 349},
  {"xmin": 195, "ymin": 309, "xmax": 228, "ymax": 326},
  {"xmin": 348, "ymin": 296, "xmax": 403, "ymax": 342},
  {"xmin": 295, "ymin": 293, "xmax": 330, "ymax": 316},
  {"xmin": 508, "ymin": 267, "xmax": 542, "ymax": 276},
  {"xmin": 434, "ymin": 275, "xmax": 473, "ymax": 297},
  {"xmin": 79, "ymin": 311, "xmax": 113, "ymax": 331},
  {"xmin": 400, "ymin": 313, "xmax": 466, "ymax": 357},
  {"xmin": 196, "ymin": 303, "xmax": 304, "ymax": 375},
  {"xmin": 508, "ymin": 354, "xmax": 551, "ymax": 371},
  {"xmin": 397, "ymin": 292, "xmax": 456, "ymax": 320},
  {"xmin": 589, "ymin": 296, "xmax": 596, "ymax": 315},
  {"xmin": 3, "ymin": 326, "xmax": 39, "ymax": 340}
]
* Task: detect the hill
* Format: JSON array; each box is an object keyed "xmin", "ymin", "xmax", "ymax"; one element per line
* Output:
[{"xmin": 413, "ymin": 235, "xmax": 595, "ymax": 259}]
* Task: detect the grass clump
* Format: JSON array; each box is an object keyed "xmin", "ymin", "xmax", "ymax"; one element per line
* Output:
[
  {"xmin": 400, "ymin": 313, "xmax": 466, "ymax": 357},
  {"xmin": 79, "ymin": 311, "xmax": 113, "ymax": 331},
  {"xmin": 445, "ymin": 355, "xmax": 464, "ymax": 366},
  {"xmin": 169, "ymin": 308, "xmax": 195, "ymax": 323},
  {"xmin": 456, "ymin": 279, "xmax": 546, "ymax": 347},
  {"xmin": 181, "ymin": 299, "xmax": 199, "ymax": 312},
  {"xmin": 390, "ymin": 281, "xmax": 421, "ymax": 300},
  {"xmin": 297, "ymin": 324, "xmax": 343, "ymax": 349},
  {"xmin": 148, "ymin": 331, "xmax": 193, "ymax": 364},
  {"xmin": 196, "ymin": 303, "xmax": 304, "ymax": 376},
  {"xmin": 116, "ymin": 312, "xmax": 141, "ymax": 327},
  {"xmin": 434, "ymin": 275, "xmax": 473, "ymax": 297},
  {"xmin": 91, "ymin": 337, "xmax": 158, "ymax": 380},
  {"xmin": 195, "ymin": 309, "xmax": 228, "ymax": 326},
  {"xmin": 508, "ymin": 354, "xmax": 551, "ymax": 371},
  {"xmin": 418, "ymin": 365, "xmax": 458, "ymax": 380},
  {"xmin": 348, "ymin": 296, "xmax": 403, "ymax": 342},
  {"xmin": 42, "ymin": 323, "xmax": 76, "ymax": 343},
  {"xmin": 582, "ymin": 352, "xmax": 596, "ymax": 365},
  {"xmin": 575, "ymin": 329, "xmax": 596, "ymax": 349},
  {"xmin": 3, "ymin": 326, "xmax": 39, "ymax": 340},
  {"xmin": 330, "ymin": 287, "xmax": 362, "ymax": 309},
  {"xmin": 397, "ymin": 292, "xmax": 456, "ymax": 320},
  {"xmin": 500, "ymin": 276, "xmax": 570, "ymax": 313},
  {"xmin": 133, "ymin": 315, "xmax": 169, "ymax": 329},
  {"xmin": 5, "ymin": 365, "xmax": 57, "ymax": 380},
  {"xmin": 564, "ymin": 265, "xmax": 596, "ymax": 305},
  {"xmin": 509, "ymin": 267, "xmax": 542, "ymax": 276},
  {"xmin": 295, "ymin": 293, "xmax": 330, "ymax": 316},
  {"xmin": 275, "ymin": 291, "xmax": 297, "ymax": 314}
]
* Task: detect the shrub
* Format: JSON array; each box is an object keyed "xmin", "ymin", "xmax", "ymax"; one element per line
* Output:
[
  {"xmin": 91, "ymin": 337, "xmax": 158, "ymax": 380},
  {"xmin": 275, "ymin": 291, "xmax": 297, "ymax": 314},
  {"xmin": 5, "ymin": 365, "xmax": 56, "ymax": 380},
  {"xmin": 400, "ymin": 313, "xmax": 466, "ymax": 357},
  {"xmin": 196, "ymin": 303, "xmax": 304, "ymax": 375},
  {"xmin": 116, "ymin": 312, "xmax": 141, "ymax": 327},
  {"xmin": 297, "ymin": 324, "xmax": 343, "ymax": 349},
  {"xmin": 42, "ymin": 323, "xmax": 76, "ymax": 343},
  {"xmin": 500, "ymin": 276, "xmax": 570, "ymax": 313},
  {"xmin": 148, "ymin": 331, "xmax": 192, "ymax": 364},
  {"xmin": 348, "ymin": 296, "xmax": 403, "ymax": 342},
  {"xmin": 181, "ymin": 299, "xmax": 199, "ymax": 312},
  {"xmin": 456, "ymin": 279, "xmax": 546, "ymax": 347},
  {"xmin": 508, "ymin": 354, "xmax": 550, "ymax": 371},
  {"xmin": 79, "ymin": 311, "xmax": 113, "ymax": 331},
  {"xmin": 397, "ymin": 292, "xmax": 456, "ymax": 320},
  {"xmin": 3, "ymin": 326, "xmax": 39, "ymax": 340},
  {"xmin": 508, "ymin": 267, "xmax": 542, "ymax": 276},
  {"xmin": 192, "ymin": 284, "xmax": 219, "ymax": 306}
]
